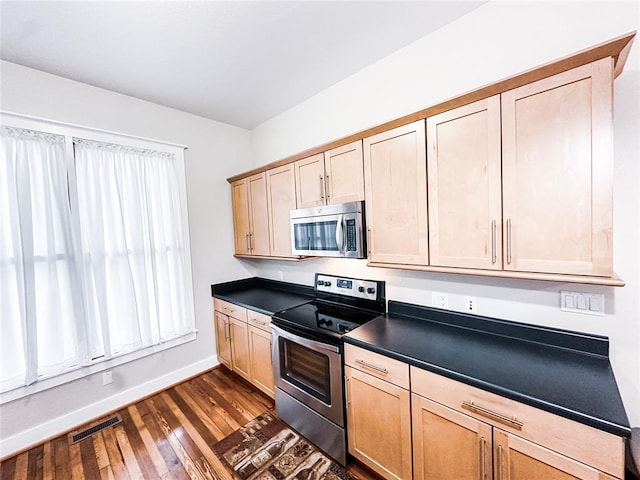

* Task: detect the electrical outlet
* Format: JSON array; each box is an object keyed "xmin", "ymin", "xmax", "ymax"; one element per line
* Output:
[
  {"xmin": 464, "ymin": 296, "xmax": 478, "ymax": 313},
  {"xmin": 432, "ymin": 292, "xmax": 449, "ymax": 309},
  {"xmin": 102, "ymin": 371, "xmax": 113, "ymax": 386}
]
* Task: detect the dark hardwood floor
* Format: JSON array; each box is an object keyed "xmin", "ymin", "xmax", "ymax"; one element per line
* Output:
[{"xmin": 0, "ymin": 367, "xmax": 380, "ymax": 480}]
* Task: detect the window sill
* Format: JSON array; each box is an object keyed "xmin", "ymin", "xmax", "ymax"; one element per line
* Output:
[{"xmin": 0, "ymin": 331, "xmax": 197, "ymax": 405}]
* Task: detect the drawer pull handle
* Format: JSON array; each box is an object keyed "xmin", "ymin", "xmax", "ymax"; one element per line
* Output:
[
  {"xmin": 462, "ymin": 401, "xmax": 523, "ymax": 430},
  {"xmin": 497, "ymin": 445, "xmax": 504, "ymax": 480},
  {"xmin": 355, "ymin": 359, "xmax": 389, "ymax": 374},
  {"xmin": 252, "ymin": 319, "xmax": 267, "ymax": 325}
]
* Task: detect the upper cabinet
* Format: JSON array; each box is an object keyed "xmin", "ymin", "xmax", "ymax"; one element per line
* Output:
[
  {"xmin": 501, "ymin": 58, "xmax": 613, "ymax": 277},
  {"xmin": 364, "ymin": 121, "xmax": 428, "ymax": 266},
  {"xmin": 231, "ymin": 173, "xmax": 270, "ymax": 256},
  {"xmin": 427, "ymin": 96, "xmax": 503, "ymax": 270},
  {"xmin": 226, "ymin": 33, "xmax": 634, "ymax": 284},
  {"xmin": 295, "ymin": 140, "xmax": 365, "ymax": 208},
  {"xmin": 266, "ymin": 164, "xmax": 297, "ymax": 258}
]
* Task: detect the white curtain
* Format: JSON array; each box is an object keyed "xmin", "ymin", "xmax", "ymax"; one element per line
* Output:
[
  {"xmin": 0, "ymin": 127, "xmax": 195, "ymax": 394},
  {"xmin": 73, "ymin": 139, "xmax": 193, "ymax": 359},
  {"xmin": 0, "ymin": 127, "xmax": 86, "ymax": 391}
]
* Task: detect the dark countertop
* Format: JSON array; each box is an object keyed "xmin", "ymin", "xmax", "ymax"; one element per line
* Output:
[
  {"xmin": 344, "ymin": 300, "xmax": 630, "ymax": 438},
  {"xmin": 211, "ymin": 277, "xmax": 314, "ymax": 316}
]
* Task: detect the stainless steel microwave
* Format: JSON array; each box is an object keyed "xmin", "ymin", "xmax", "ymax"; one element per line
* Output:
[{"xmin": 290, "ymin": 201, "xmax": 366, "ymax": 258}]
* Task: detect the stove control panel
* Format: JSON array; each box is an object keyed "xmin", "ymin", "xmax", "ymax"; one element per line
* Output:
[{"xmin": 315, "ymin": 274, "xmax": 381, "ymax": 301}]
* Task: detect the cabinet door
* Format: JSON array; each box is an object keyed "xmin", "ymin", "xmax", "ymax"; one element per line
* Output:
[
  {"xmin": 231, "ymin": 178, "xmax": 250, "ymax": 255},
  {"xmin": 247, "ymin": 172, "xmax": 271, "ymax": 256},
  {"xmin": 230, "ymin": 317, "xmax": 251, "ymax": 381},
  {"xmin": 266, "ymin": 164, "xmax": 297, "ymax": 257},
  {"xmin": 295, "ymin": 153, "xmax": 326, "ymax": 208},
  {"xmin": 324, "ymin": 140, "xmax": 365, "ymax": 204},
  {"xmin": 364, "ymin": 121, "xmax": 428, "ymax": 265},
  {"xmin": 345, "ymin": 366, "xmax": 412, "ymax": 480},
  {"xmin": 412, "ymin": 394, "xmax": 492, "ymax": 480},
  {"xmin": 501, "ymin": 58, "xmax": 613, "ymax": 276},
  {"xmin": 427, "ymin": 96, "xmax": 502, "ymax": 270},
  {"xmin": 214, "ymin": 310, "xmax": 232, "ymax": 369},
  {"xmin": 493, "ymin": 429, "xmax": 617, "ymax": 480},
  {"xmin": 248, "ymin": 325, "xmax": 274, "ymax": 398}
]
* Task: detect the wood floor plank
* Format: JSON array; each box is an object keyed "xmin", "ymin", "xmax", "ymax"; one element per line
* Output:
[
  {"xmin": 127, "ymin": 404, "xmax": 170, "ymax": 478},
  {"xmin": 101, "ymin": 426, "xmax": 131, "ymax": 480},
  {"xmin": 118, "ymin": 407, "xmax": 160, "ymax": 479},
  {"xmin": 51, "ymin": 435, "xmax": 71, "ymax": 479},
  {"xmin": 68, "ymin": 443, "xmax": 85, "ymax": 480},
  {"xmin": 27, "ymin": 444, "xmax": 44, "ymax": 480},
  {"xmin": 42, "ymin": 442, "xmax": 53, "ymax": 480},
  {"xmin": 0, "ymin": 367, "xmax": 380, "ymax": 480},
  {"xmin": 79, "ymin": 437, "xmax": 101, "ymax": 480},
  {"xmin": 160, "ymin": 390, "xmax": 233, "ymax": 480},
  {"xmin": 146, "ymin": 395, "xmax": 208, "ymax": 480},
  {"xmin": 134, "ymin": 399, "xmax": 189, "ymax": 480},
  {"xmin": 0, "ymin": 454, "xmax": 17, "ymax": 480}
]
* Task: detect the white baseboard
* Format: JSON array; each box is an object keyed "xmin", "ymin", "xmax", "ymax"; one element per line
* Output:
[{"xmin": 0, "ymin": 355, "xmax": 220, "ymax": 459}]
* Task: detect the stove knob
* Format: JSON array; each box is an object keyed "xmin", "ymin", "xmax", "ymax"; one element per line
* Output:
[
  {"xmin": 325, "ymin": 281, "xmax": 332, "ymax": 287},
  {"xmin": 318, "ymin": 318, "xmax": 326, "ymax": 325},
  {"xmin": 324, "ymin": 319, "xmax": 333, "ymax": 326},
  {"xmin": 317, "ymin": 280, "xmax": 325, "ymax": 286},
  {"xmin": 367, "ymin": 287, "xmax": 375, "ymax": 294},
  {"xmin": 358, "ymin": 286, "xmax": 365, "ymax": 293}
]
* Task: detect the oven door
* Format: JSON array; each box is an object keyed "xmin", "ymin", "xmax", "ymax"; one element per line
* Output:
[{"xmin": 271, "ymin": 324, "xmax": 344, "ymax": 426}]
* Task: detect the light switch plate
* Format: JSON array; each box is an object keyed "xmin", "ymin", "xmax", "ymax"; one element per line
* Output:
[
  {"xmin": 432, "ymin": 292, "xmax": 449, "ymax": 309},
  {"xmin": 560, "ymin": 291, "xmax": 604, "ymax": 316}
]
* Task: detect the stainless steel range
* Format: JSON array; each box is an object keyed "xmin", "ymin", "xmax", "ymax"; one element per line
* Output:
[{"xmin": 271, "ymin": 273, "xmax": 385, "ymax": 466}]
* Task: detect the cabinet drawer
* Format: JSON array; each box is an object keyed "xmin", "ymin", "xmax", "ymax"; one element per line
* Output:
[
  {"xmin": 345, "ymin": 344, "xmax": 409, "ymax": 389},
  {"xmin": 410, "ymin": 366, "xmax": 624, "ymax": 478},
  {"xmin": 247, "ymin": 310, "xmax": 271, "ymax": 332},
  {"xmin": 214, "ymin": 298, "xmax": 248, "ymax": 322}
]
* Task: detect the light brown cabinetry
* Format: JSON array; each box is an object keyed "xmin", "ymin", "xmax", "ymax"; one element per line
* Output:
[
  {"xmin": 501, "ymin": 57, "xmax": 613, "ymax": 277},
  {"xmin": 247, "ymin": 311, "xmax": 274, "ymax": 398},
  {"xmin": 411, "ymin": 366, "xmax": 625, "ymax": 479},
  {"xmin": 266, "ymin": 164, "xmax": 297, "ymax": 258},
  {"xmin": 363, "ymin": 121, "xmax": 428, "ymax": 265},
  {"xmin": 214, "ymin": 311, "xmax": 232, "ymax": 369},
  {"xmin": 426, "ymin": 96, "xmax": 502, "ymax": 270},
  {"xmin": 213, "ymin": 299, "xmax": 275, "ymax": 398},
  {"xmin": 231, "ymin": 173, "xmax": 270, "ymax": 256},
  {"xmin": 295, "ymin": 140, "xmax": 365, "ymax": 208},
  {"xmin": 344, "ymin": 345, "xmax": 412, "ymax": 480}
]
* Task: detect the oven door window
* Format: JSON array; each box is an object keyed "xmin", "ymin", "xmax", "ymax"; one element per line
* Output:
[
  {"xmin": 279, "ymin": 338, "xmax": 331, "ymax": 404},
  {"xmin": 293, "ymin": 221, "xmax": 338, "ymax": 251}
]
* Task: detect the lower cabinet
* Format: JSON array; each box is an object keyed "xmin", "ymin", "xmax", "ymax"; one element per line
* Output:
[
  {"xmin": 213, "ymin": 299, "xmax": 275, "ymax": 398},
  {"xmin": 344, "ymin": 345, "xmax": 412, "ymax": 480},
  {"xmin": 344, "ymin": 344, "xmax": 625, "ymax": 480}
]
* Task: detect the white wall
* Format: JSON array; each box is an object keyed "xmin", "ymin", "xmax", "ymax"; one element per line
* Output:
[
  {"xmin": 0, "ymin": 60, "xmax": 256, "ymax": 456},
  {"xmin": 250, "ymin": 1, "xmax": 640, "ymax": 427}
]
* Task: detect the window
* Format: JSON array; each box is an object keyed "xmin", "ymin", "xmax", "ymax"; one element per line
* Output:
[{"xmin": 0, "ymin": 117, "xmax": 195, "ymax": 395}]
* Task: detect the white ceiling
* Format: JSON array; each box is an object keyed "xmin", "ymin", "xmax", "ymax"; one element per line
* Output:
[{"xmin": 1, "ymin": 1, "xmax": 485, "ymax": 129}]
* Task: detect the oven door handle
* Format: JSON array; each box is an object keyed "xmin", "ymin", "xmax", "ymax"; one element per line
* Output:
[{"xmin": 271, "ymin": 324, "xmax": 340, "ymax": 354}]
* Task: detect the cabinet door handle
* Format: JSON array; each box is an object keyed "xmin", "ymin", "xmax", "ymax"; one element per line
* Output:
[
  {"xmin": 462, "ymin": 401, "xmax": 523, "ymax": 430},
  {"xmin": 506, "ymin": 218, "xmax": 512, "ymax": 265},
  {"xmin": 225, "ymin": 322, "xmax": 231, "ymax": 340},
  {"xmin": 491, "ymin": 220, "xmax": 497, "ymax": 264},
  {"xmin": 345, "ymin": 376, "xmax": 350, "ymax": 405},
  {"xmin": 325, "ymin": 174, "xmax": 330, "ymax": 201},
  {"xmin": 497, "ymin": 445, "xmax": 504, "ymax": 480},
  {"xmin": 355, "ymin": 359, "xmax": 388, "ymax": 374},
  {"xmin": 480, "ymin": 437, "xmax": 487, "ymax": 480},
  {"xmin": 245, "ymin": 233, "xmax": 250, "ymax": 251},
  {"xmin": 319, "ymin": 174, "xmax": 325, "ymax": 201},
  {"xmin": 367, "ymin": 228, "xmax": 372, "ymax": 255},
  {"xmin": 248, "ymin": 232, "xmax": 253, "ymax": 252}
]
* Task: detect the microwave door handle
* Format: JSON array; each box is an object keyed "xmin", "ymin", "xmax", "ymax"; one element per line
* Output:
[{"xmin": 335, "ymin": 215, "xmax": 344, "ymax": 254}]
